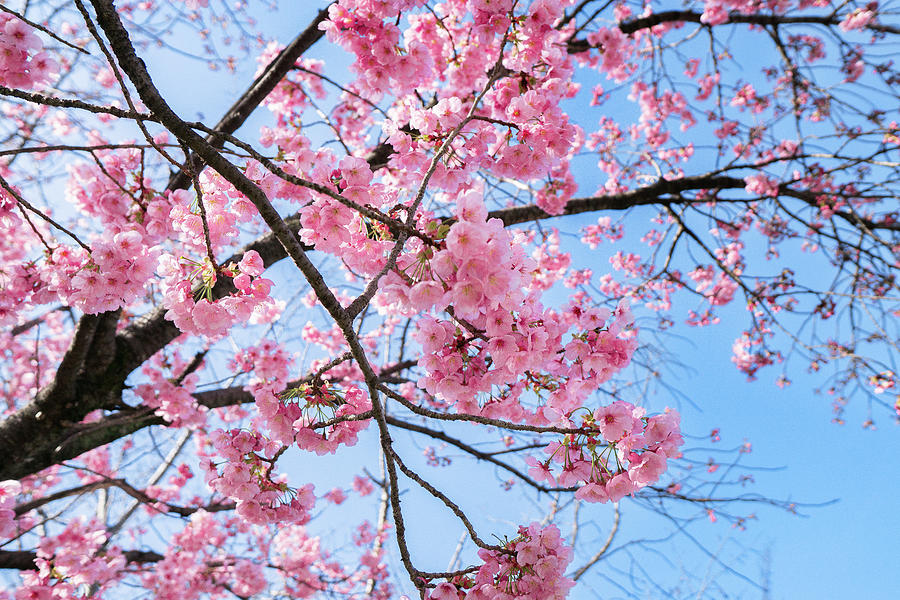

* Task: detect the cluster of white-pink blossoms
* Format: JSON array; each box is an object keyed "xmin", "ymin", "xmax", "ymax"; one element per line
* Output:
[{"xmin": 428, "ymin": 523, "xmax": 574, "ymax": 600}]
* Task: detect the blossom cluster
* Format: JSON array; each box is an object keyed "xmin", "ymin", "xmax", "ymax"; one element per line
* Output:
[
  {"xmin": 65, "ymin": 230, "xmax": 160, "ymax": 314},
  {"xmin": 0, "ymin": 13, "xmax": 58, "ymax": 89},
  {"xmin": 379, "ymin": 190, "xmax": 641, "ymax": 426},
  {"xmin": 0, "ymin": 480, "xmax": 20, "ymax": 539},
  {"xmin": 167, "ymin": 171, "xmax": 258, "ymax": 253},
  {"xmin": 290, "ymin": 383, "xmax": 373, "ymax": 455},
  {"xmin": 297, "ymin": 156, "xmax": 395, "ymax": 277},
  {"xmin": 133, "ymin": 352, "xmax": 208, "ymax": 428},
  {"xmin": 204, "ymin": 428, "xmax": 315, "ymax": 525},
  {"xmin": 839, "ymin": 4, "xmax": 878, "ymax": 31},
  {"xmin": 16, "ymin": 518, "xmax": 125, "ymax": 599},
  {"xmin": 141, "ymin": 510, "xmax": 267, "ymax": 600},
  {"xmin": 159, "ymin": 249, "xmax": 277, "ymax": 338},
  {"xmin": 379, "ymin": 191, "xmax": 555, "ymax": 414},
  {"xmin": 65, "ymin": 149, "xmax": 168, "ymax": 230},
  {"xmin": 270, "ymin": 524, "xmax": 331, "ymax": 598},
  {"xmin": 28, "ymin": 150, "xmax": 179, "ymax": 313},
  {"xmin": 232, "ymin": 340, "xmax": 373, "ymax": 453},
  {"xmin": 528, "ymin": 402, "xmax": 683, "ymax": 503},
  {"xmin": 231, "ymin": 340, "xmax": 295, "ymax": 443},
  {"xmin": 319, "ymin": 0, "xmax": 434, "ymax": 99},
  {"xmin": 731, "ymin": 329, "xmax": 778, "ymax": 380},
  {"xmin": 24, "ymin": 148, "xmax": 171, "ymax": 314},
  {"xmin": 428, "ymin": 523, "xmax": 574, "ymax": 600}
]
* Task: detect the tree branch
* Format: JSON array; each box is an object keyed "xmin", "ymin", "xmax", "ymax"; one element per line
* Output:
[
  {"xmin": 566, "ymin": 10, "xmax": 899, "ymax": 53},
  {"xmin": 0, "ymin": 549, "xmax": 164, "ymax": 571},
  {"xmin": 486, "ymin": 175, "xmax": 747, "ymax": 226}
]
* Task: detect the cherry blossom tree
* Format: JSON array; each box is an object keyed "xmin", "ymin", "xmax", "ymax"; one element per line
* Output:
[{"xmin": 0, "ymin": 0, "xmax": 896, "ymax": 598}]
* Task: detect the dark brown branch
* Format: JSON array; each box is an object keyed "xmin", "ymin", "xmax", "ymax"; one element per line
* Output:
[
  {"xmin": 488, "ymin": 175, "xmax": 899, "ymax": 232},
  {"xmin": 487, "ymin": 175, "xmax": 747, "ymax": 226},
  {"xmin": 0, "ymin": 305, "xmax": 126, "ymax": 480},
  {"xmin": 566, "ymin": 10, "xmax": 899, "ymax": 52},
  {"xmin": 0, "ymin": 549, "xmax": 164, "ymax": 571},
  {"xmin": 0, "ymin": 84, "xmax": 155, "ymax": 120},
  {"xmin": 620, "ymin": 10, "xmax": 839, "ymax": 34},
  {"xmin": 10, "ymin": 306, "xmax": 69, "ymax": 336},
  {"xmin": 32, "ymin": 351, "xmax": 376, "ymax": 474},
  {"xmin": 23, "ymin": 351, "xmax": 409, "ymax": 485},
  {"xmin": 14, "ymin": 478, "xmax": 234, "ymax": 517}
]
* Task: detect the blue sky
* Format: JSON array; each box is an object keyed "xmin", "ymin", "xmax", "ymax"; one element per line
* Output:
[{"xmin": 661, "ymin": 312, "xmax": 900, "ymax": 599}]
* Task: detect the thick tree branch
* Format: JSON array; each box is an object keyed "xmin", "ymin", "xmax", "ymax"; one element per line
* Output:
[
  {"xmin": 486, "ymin": 175, "xmax": 748, "ymax": 226},
  {"xmin": 0, "ymin": 222, "xmax": 304, "ymax": 480},
  {"xmin": 0, "ymin": 313, "xmax": 119, "ymax": 480},
  {"xmin": 0, "ymin": 549, "xmax": 164, "ymax": 571},
  {"xmin": 566, "ymin": 10, "xmax": 899, "ymax": 53}
]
